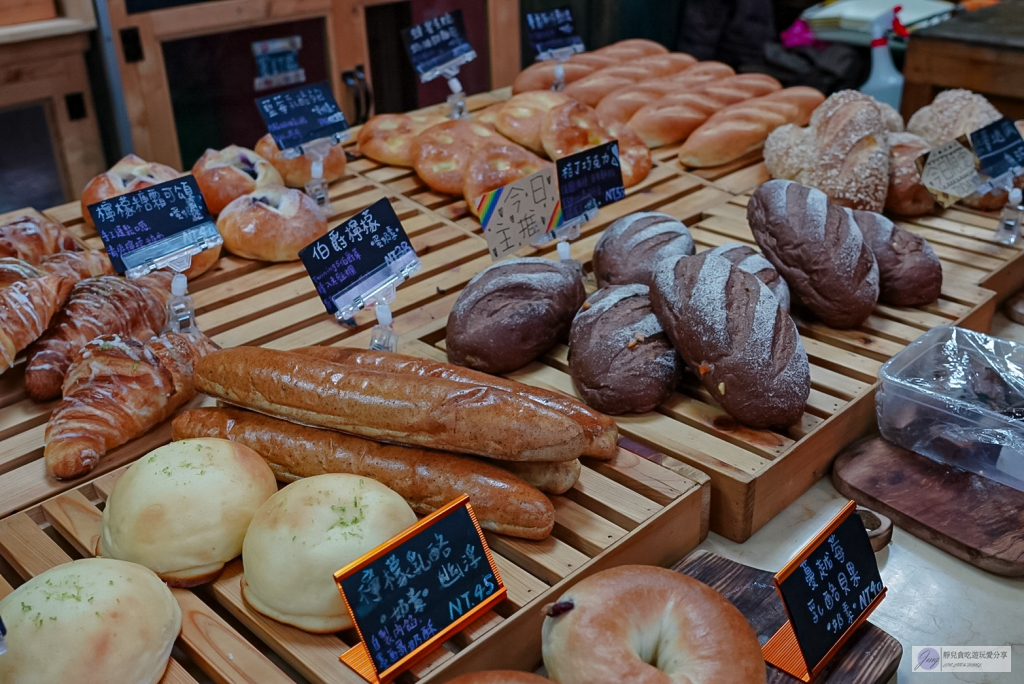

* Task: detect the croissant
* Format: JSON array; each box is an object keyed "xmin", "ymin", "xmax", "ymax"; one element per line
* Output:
[
  {"xmin": 0, "ymin": 215, "xmax": 80, "ymax": 264},
  {"xmin": 0, "ymin": 274, "xmax": 75, "ymax": 373},
  {"xmin": 39, "ymin": 250, "xmax": 114, "ymax": 280},
  {"xmin": 0, "ymin": 258, "xmax": 44, "ymax": 288},
  {"xmin": 44, "ymin": 331, "xmax": 218, "ymax": 479},
  {"xmin": 26, "ymin": 271, "xmax": 173, "ymax": 401}
]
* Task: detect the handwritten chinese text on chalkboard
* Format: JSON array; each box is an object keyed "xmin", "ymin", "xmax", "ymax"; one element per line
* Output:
[
  {"xmin": 777, "ymin": 511, "xmax": 884, "ymax": 671},
  {"xmin": 255, "ymin": 81, "xmax": 348, "ymax": 151},
  {"xmin": 556, "ymin": 141, "xmax": 625, "ymax": 221},
  {"xmin": 336, "ymin": 498, "xmax": 505, "ymax": 679},
  {"xmin": 401, "ymin": 10, "xmax": 475, "ymax": 78},
  {"xmin": 970, "ymin": 117, "xmax": 1024, "ymax": 180},
  {"xmin": 88, "ymin": 176, "xmax": 212, "ymax": 274},
  {"xmin": 526, "ymin": 7, "xmax": 584, "ymax": 57}
]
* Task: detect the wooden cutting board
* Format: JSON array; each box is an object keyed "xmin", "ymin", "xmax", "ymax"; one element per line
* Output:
[
  {"xmin": 833, "ymin": 438, "xmax": 1024, "ymax": 577},
  {"xmin": 675, "ymin": 550, "xmax": 901, "ymax": 684}
]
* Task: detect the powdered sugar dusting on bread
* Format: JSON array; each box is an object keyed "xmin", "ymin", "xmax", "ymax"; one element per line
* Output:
[
  {"xmin": 451, "ymin": 257, "xmax": 577, "ymax": 323},
  {"xmin": 687, "ymin": 255, "xmax": 730, "ymax": 347},
  {"xmin": 907, "ymin": 89, "xmax": 1001, "ymax": 147}
]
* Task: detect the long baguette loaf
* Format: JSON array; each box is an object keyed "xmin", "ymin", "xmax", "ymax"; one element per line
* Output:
[
  {"xmin": 489, "ymin": 458, "xmax": 582, "ymax": 495},
  {"xmin": 291, "ymin": 346, "xmax": 618, "ymax": 459},
  {"xmin": 193, "ymin": 347, "xmax": 587, "ymax": 462},
  {"xmin": 677, "ymin": 87, "xmax": 825, "ymax": 168},
  {"xmin": 172, "ymin": 408, "xmax": 555, "ymax": 540}
]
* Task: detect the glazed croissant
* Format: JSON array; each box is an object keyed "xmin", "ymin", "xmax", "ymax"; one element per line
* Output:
[
  {"xmin": 26, "ymin": 271, "xmax": 173, "ymax": 401},
  {"xmin": 0, "ymin": 274, "xmax": 75, "ymax": 373},
  {"xmin": 45, "ymin": 331, "xmax": 218, "ymax": 480},
  {"xmin": 0, "ymin": 215, "xmax": 80, "ymax": 264},
  {"xmin": 0, "ymin": 251, "xmax": 113, "ymax": 289}
]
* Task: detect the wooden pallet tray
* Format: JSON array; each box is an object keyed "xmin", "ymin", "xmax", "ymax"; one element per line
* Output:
[{"xmin": 0, "ymin": 435, "xmax": 707, "ymax": 684}]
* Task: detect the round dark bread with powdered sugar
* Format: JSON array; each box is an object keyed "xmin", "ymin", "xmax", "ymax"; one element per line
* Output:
[
  {"xmin": 747, "ymin": 179, "xmax": 879, "ymax": 329},
  {"xmin": 592, "ymin": 212, "xmax": 695, "ymax": 288},
  {"xmin": 704, "ymin": 243, "xmax": 791, "ymax": 312},
  {"xmin": 852, "ymin": 209, "xmax": 942, "ymax": 307},
  {"xmin": 447, "ymin": 257, "xmax": 585, "ymax": 374},
  {"xmin": 568, "ymin": 285, "xmax": 681, "ymax": 414},
  {"xmin": 649, "ymin": 252, "xmax": 810, "ymax": 429}
]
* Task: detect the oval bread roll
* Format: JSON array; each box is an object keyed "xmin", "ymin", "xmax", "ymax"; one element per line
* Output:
[
  {"xmin": 255, "ymin": 133, "xmax": 347, "ymax": 188},
  {"xmin": 191, "ymin": 145, "xmax": 282, "ymax": 214},
  {"xmin": 0, "ymin": 558, "xmax": 181, "ymax": 684},
  {"xmin": 100, "ymin": 438, "xmax": 278, "ymax": 585},
  {"xmin": 495, "ymin": 91, "xmax": 572, "ymax": 153},
  {"xmin": 241, "ymin": 474, "xmax": 417, "ymax": 632},
  {"xmin": 216, "ymin": 184, "xmax": 328, "ymax": 262}
]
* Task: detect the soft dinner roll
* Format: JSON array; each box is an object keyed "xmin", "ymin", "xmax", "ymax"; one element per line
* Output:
[
  {"xmin": 512, "ymin": 61, "xmax": 594, "ymax": 94},
  {"xmin": 255, "ymin": 133, "xmax": 347, "ymax": 188},
  {"xmin": 100, "ymin": 438, "xmax": 277, "ymax": 586},
  {"xmin": 241, "ymin": 473, "xmax": 417, "ymax": 633},
  {"xmin": 191, "ymin": 145, "xmax": 282, "ymax": 214},
  {"xmin": 627, "ymin": 52, "xmax": 696, "ymax": 76},
  {"xmin": 216, "ymin": 184, "xmax": 328, "ymax": 261},
  {"xmin": 0, "ymin": 558, "xmax": 181, "ymax": 684},
  {"xmin": 411, "ymin": 119, "xmax": 505, "ymax": 195},
  {"xmin": 542, "ymin": 565, "xmax": 766, "ymax": 684},
  {"xmin": 355, "ymin": 112, "xmax": 447, "ymax": 167},
  {"xmin": 447, "ymin": 672, "xmax": 550, "ymax": 684},
  {"xmin": 80, "ymin": 154, "xmax": 180, "ymax": 227},
  {"xmin": 594, "ymin": 38, "xmax": 668, "ymax": 60},
  {"xmin": 495, "ymin": 90, "xmax": 572, "ymax": 153}
]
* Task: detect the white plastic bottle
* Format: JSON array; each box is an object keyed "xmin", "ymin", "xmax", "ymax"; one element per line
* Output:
[{"xmin": 860, "ymin": 6, "xmax": 908, "ymax": 111}]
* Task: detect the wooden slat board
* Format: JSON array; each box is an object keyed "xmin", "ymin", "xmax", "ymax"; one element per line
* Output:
[
  {"xmin": 2, "ymin": 88, "xmax": 1020, "ymax": 543},
  {"xmin": 0, "ymin": 438, "xmax": 706, "ymax": 684}
]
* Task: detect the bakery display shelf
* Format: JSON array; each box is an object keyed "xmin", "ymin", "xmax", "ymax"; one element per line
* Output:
[{"xmin": 0, "ymin": 430, "xmax": 708, "ymax": 684}]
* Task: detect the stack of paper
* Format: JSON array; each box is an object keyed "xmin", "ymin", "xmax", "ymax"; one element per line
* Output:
[{"xmin": 803, "ymin": 0, "xmax": 954, "ymax": 33}]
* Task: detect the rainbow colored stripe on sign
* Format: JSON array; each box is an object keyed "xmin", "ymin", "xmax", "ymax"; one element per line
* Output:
[
  {"xmin": 547, "ymin": 200, "xmax": 562, "ymax": 234},
  {"xmin": 477, "ymin": 188, "xmax": 503, "ymax": 229}
]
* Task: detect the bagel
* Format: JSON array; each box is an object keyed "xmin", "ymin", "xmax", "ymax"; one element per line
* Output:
[
  {"xmin": 411, "ymin": 120, "xmax": 505, "ymax": 195},
  {"xmin": 191, "ymin": 145, "xmax": 282, "ymax": 214},
  {"xmin": 254, "ymin": 133, "xmax": 347, "ymax": 188},
  {"xmin": 626, "ymin": 52, "xmax": 696, "ymax": 76},
  {"xmin": 495, "ymin": 91, "xmax": 572, "ymax": 153},
  {"xmin": 542, "ymin": 565, "xmax": 766, "ymax": 684},
  {"xmin": 80, "ymin": 154, "xmax": 181, "ymax": 227},
  {"xmin": 541, "ymin": 101, "xmax": 651, "ymax": 187},
  {"xmin": 447, "ymin": 672, "xmax": 549, "ymax": 684},
  {"xmin": 464, "ymin": 143, "xmax": 553, "ymax": 216},
  {"xmin": 512, "ymin": 61, "xmax": 595, "ymax": 94},
  {"xmin": 355, "ymin": 112, "xmax": 447, "ymax": 167}
]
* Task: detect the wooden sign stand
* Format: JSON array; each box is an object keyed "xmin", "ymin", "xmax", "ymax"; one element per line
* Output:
[
  {"xmin": 762, "ymin": 501, "xmax": 887, "ymax": 681},
  {"xmin": 335, "ymin": 495, "xmax": 507, "ymax": 684}
]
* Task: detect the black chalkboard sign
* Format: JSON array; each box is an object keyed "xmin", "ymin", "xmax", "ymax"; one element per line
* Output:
[
  {"xmin": 556, "ymin": 141, "xmax": 626, "ymax": 222},
  {"xmin": 525, "ymin": 7, "xmax": 584, "ymax": 58},
  {"xmin": 970, "ymin": 117, "xmax": 1024, "ymax": 180},
  {"xmin": 87, "ymin": 176, "xmax": 218, "ymax": 275},
  {"xmin": 401, "ymin": 10, "xmax": 475, "ymax": 78},
  {"xmin": 335, "ymin": 496, "xmax": 506, "ymax": 680},
  {"xmin": 776, "ymin": 511, "xmax": 885, "ymax": 672},
  {"xmin": 299, "ymin": 197, "xmax": 419, "ymax": 317},
  {"xmin": 254, "ymin": 81, "xmax": 349, "ymax": 151}
]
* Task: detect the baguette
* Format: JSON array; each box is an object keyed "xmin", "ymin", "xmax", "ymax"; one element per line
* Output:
[
  {"xmin": 172, "ymin": 408, "xmax": 555, "ymax": 540},
  {"xmin": 193, "ymin": 347, "xmax": 587, "ymax": 462},
  {"xmin": 488, "ymin": 459, "xmax": 582, "ymax": 495},
  {"xmin": 677, "ymin": 87, "xmax": 825, "ymax": 168},
  {"xmin": 291, "ymin": 346, "xmax": 618, "ymax": 458}
]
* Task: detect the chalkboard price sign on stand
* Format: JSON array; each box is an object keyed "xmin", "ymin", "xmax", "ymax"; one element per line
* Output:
[
  {"xmin": 334, "ymin": 495, "xmax": 506, "ymax": 683},
  {"xmin": 763, "ymin": 500, "xmax": 887, "ymax": 681},
  {"xmin": 525, "ymin": 6, "xmax": 584, "ymax": 60},
  {"xmin": 254, "ymin": 81, "xmax": 349, "ymax": 152}
]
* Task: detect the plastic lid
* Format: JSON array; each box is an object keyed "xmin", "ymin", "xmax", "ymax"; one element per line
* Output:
[
  {"xmin": 1011, "ymin": 188, "xmax": 1022, "ymax": 205},
  {"xmin": 171, "ymin": 273, "xmax": 188, "ymax": 296},
  {"xmin": 556, "ymin": 241, "xmax": 572, "ymax": 262}
]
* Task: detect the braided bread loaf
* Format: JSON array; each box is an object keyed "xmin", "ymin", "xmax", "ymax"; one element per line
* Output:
[
  {"xmin": 748, "ymin": 180, "xmax": 879, "ymax": 329},
  {"xmin": 649, "ymin": 252, "xmax": 810, "ymax": 429}
]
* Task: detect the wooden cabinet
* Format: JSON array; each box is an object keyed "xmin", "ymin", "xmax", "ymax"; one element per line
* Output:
[{"xmin": 0, "ymin": 0, "xmax": 104, "ymax": 213}]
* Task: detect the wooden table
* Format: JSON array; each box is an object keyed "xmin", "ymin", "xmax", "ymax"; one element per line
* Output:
[{"xmin": 903, "ymin": 2, "xmax": 1024, "ymax": 121}]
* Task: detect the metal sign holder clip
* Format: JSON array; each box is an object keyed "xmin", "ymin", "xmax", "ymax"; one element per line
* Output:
[
  {"xmin": 280, "ymin": 129, "xmax": 350, "ymax": 214},
  {"xmin": 420, "ymin": 51, "xmax": 477, "ymax": 119}
]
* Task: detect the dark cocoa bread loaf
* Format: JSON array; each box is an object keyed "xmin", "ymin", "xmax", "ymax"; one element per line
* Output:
[
  {"xmin": 447, "ymin": 257, "xmax": 585, "ymax": 374},
  {"xmin": 649, "ymin": 252, "xmax": 810, "ymax": 429},
  {"xmin": 592, "ymin": 212, "xmax": 694, "ymax": 288},
  {"xmin": 747, "ymin": 179, "xmax": 879, "ymax": 329},
  {"xmin": 852, "ymin": 209, "xmax": 942, "ymax": 307},
  {"xmin": 704, "ymin": 242, "xmax": 791, "ymax": 312},
  {"xmin": 568, "ymin": 284, "xmax": 681, "ymax": 414}
]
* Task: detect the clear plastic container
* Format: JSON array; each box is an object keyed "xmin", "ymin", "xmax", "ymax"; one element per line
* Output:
[{"xmin": 877, "ymin": 326, "xmax": 1024, "ymax": 492}]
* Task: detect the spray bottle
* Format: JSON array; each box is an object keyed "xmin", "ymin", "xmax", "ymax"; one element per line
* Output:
[{"xmin": 860, "ymin": 5, "xmax": 909, "ymax": 111}]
